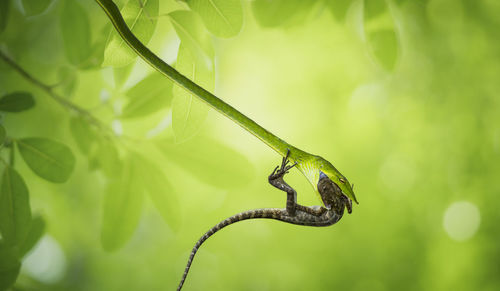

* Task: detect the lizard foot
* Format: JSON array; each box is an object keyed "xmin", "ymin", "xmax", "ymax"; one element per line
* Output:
[{"xmin": 268, "ymin": 149, "xmax": 297, "ymax": 181}]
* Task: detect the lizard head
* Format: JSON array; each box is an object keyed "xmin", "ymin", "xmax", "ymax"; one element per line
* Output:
[
  {"xmin": 318, "ymin": 171, "xmax": 354, "ymax": 214},
  {"xmin": 316, "ymin": 157, "xmax": 358, "ymax": 207}
]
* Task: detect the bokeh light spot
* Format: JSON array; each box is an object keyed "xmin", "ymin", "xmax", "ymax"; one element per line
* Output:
[
  {"xmin": 379, "ymin": 154, "xmax": 415, "ymax": 196},
  {"xmin": 99, "ymin": 89, "xmax": 110, "ymax": 103},
  {"xmin": 349, "ymin": 82, "xmax": 387, "ymax": 114},
  {"xmin": 112, "ymin": 119, "xmax": 123, "ymax": 136},
  {"xmin": 22, "ymin": 235, "xmax": 67, "ymax": 284},
  {"xmin": 443, "ymin": 201, "xmax": 480, "ymax": 242}
]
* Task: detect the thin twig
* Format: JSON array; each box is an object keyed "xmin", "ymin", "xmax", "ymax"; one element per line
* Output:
[{"xmin": 0, "ymin": 50, "xmax": 114, "ymax": 137}]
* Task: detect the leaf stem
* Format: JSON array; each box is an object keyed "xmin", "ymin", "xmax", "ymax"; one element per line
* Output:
[
  {"xmin": 0, "ymin": 156, "xmax": 7, "ymax": 166},
  {"xmin": 9, "ymin": 143, "xmax": 14, "ymax": 166},
  {"xmin": 0, "ymin": 50, "xmax": 115, "ymax": 138}
]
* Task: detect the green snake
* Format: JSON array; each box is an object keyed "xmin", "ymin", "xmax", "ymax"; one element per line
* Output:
[
  {"xmin": 95, "ymin": 1, "xmax": 358, "ymax": 289},
  {"xmin": 94, "ymin": 0, "xmax": 358, "ymax": 204}
]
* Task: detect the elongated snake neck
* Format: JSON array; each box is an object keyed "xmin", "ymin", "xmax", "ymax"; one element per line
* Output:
[
  {"xmin": 177, "ymin": 207, "xmax": 343, "ymax": 290},
  {"xmin": 95, "ymin": 0, "xmax": 294, "ymax": 158}
]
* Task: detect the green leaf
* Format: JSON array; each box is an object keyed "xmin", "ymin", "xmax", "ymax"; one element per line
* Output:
[
  {"xmin": 17, "ymin": 138, "xmax": 75, "ymax": 183},
  {"xmin": 172, "ymin": 44, "xmax": 214, "ymax": 143},
  {"xmin": 364, "ymin": 0, "xmax": 386, "ymax": 20},
  {"xmin": 324, "ymin": 0, "xmax": 352, "ymax": 21},
  {"xmin": 0, "ymin": 167, "xmax": 32, "ymax": 245},
  {"xmin": 113, "ymin": 63, "xmax": 135, "ymax": 88},
  {"xmin": 57, "ymin": 66, "xmax": 78, "ymax": 97},
  {"xmin": 157, "ymin": 136, "xmax": 254, "ymax": 189},
  {"xmin": 169, "ymin": 10, "xmax": 214, "ymax": 62},
  {"xmin": 0, "ymin": 92, "xmax": 35, "ymax": 112},
  {"xmin": 90, "ymin": 139, "xmax": 121, "ymax": 178},
  {"xmin": 362, "ymin": 0, "xmax": 399, "ymax": 71},
  {"xmin": 186, "ymin": 0, "xmax": 243, "ymax": 38},
  {"xmin": 101, "ymin": 155, "xmax": 144, "ymax": 251},
  {"xmin": 121, "ymin": 72, "xmax": 173, "ymax": 119},
  {"xmin": 0, "ymin": 245, "xmax": 20, "ymax": 290},
  {"xmin": 18, "ymin": 215, "xmax": 45, "ymax": 257},
  {"xmin": 252, "ymin": 0, "xmax": 315, "ymax": 28},
  {"xmin": 21, "ymin": 0, "xmax": 51, "ymax": 17},
  {"xmin": 135, "ymin": 155, "xmax": 180, "ymax": 228},
  {"xmin": 0, "ymin": 0, "xmax": 10, "ymax": 33},
  {"xmin": 0, "ymin": 125, "xmax": 5, "ymax": 146},
  {"xmin": 102, "ymin": 0, "xmax": 159, "ymax": 67},
  {"xmin": 79, "ymin": 24, "xmax": 111, "ymax": 70},
  {"xmin": 70, "ymin": 116, "xmax": 96, "ymax": 155},
  {"xmin": 114, "ymin": 0, "xmax": 129, "ymax": 9},
  {"xmin": 367, "ymin": 29, "xmax": 398, "ymax": 71},
  {"xmin": 60, "ymin": 0, "xmax": 92, "ymax": 66}
]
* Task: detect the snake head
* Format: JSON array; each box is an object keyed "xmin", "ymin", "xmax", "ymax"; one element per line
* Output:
[
  {"xmin": 317, "ymin": 158, "xmax": 358, "ymax": 205},
  {"xmin": 291, "ymin": 149, "xmax": 358, "ymax": 208}
]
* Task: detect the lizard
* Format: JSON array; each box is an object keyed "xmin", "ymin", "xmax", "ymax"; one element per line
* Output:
[{"xmin": 177, "ymin": 150, "xmax": 353, "ymax": 290}]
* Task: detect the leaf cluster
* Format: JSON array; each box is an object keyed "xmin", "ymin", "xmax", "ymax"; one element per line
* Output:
[
  {"xmin": 0, "ymin": 1, "xmax": 251, "ymax": 288},
  {"xmin": 0, "ymin": 0, "xmax": 410, "ymax": 289},
  {"xmin": 0, "ymin": 94, "xmax": 47, "ymax": 289}
]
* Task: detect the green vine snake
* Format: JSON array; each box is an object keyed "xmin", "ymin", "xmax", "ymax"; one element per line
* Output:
[{"xmin": 94, "ymin": 0, "xmax": 358, "ymax": 204}]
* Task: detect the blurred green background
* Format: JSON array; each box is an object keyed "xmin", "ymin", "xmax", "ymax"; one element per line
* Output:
[{"xmin": 1, "ymin": 0, "xmax": 499, "ymax": 290}]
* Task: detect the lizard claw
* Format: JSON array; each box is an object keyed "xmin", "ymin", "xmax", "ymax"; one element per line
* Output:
[
  {"xmin": 269, "ymin": 149, "xmax": 296, "ymax": 180},
  {"xmin": 270, "ymin": 165, "xmax": 279, "ymax": 177},
  {"xmin": 285, "ymin": 162, "xmax": 297, "ymax": 172}
]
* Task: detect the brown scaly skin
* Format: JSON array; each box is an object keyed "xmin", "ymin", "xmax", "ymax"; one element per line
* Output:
[{"xmin": 177, "ymin": 150, "xmax": 352, "ymax": 290}]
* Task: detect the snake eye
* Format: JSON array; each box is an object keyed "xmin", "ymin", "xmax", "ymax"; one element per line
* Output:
[{"xmin": 339, "ymin": 177, "xmax": 346, "ymax": 184}]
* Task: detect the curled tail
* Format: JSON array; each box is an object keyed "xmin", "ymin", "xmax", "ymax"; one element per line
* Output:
[
  {"xmin": 177, "ymin": 208, "xmax": 285, "ymax": 290},
  {"xmin": 177, "ymin": 207, "xmax": 341, "ymax": 290}
]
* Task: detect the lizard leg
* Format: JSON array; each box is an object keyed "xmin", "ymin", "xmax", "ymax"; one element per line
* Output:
[
  {"xmin": 268, "ymin": 150, "xmax": 328, "ymax": 217},
  {"xmin": 343, "ymin": 195, "xmax": 353, "ymax": 214},
  {"xmin": 268, "ymin": 149, "xmax": 298, "ymax": 216},
  {"xmin": 295, "ymin": 204, "xmax": 327, "ymax": 216}
]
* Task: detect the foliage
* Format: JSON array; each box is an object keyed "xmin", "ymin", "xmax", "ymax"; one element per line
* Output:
[
  {"xmin": 0, "ymin": 167, "xmax": 31, "ymax": 246},
  {"xmin": 102, "ymin": 0, "xmax": 159, "ymax": 67},
  {"xmin": 0, "ymin": 0, "xmax": 499, "ymax": 290},
  {"xmin": 172, "ymin": 44, "xmax": 214, "ymax": 142},
  {"xmin": 60, "ymin": 0, "xmax": 92, "ymax": 66},
  {"xmin": 0, "ymin": 92, "xmax": 35, "ymax": 112},
  {"xmin": 186, "ymin": 0, "xmax": 243, "ymax": 38},
  {"xmin": 121, "ymin": 71, "xmax": 173, "ymax": 118}
]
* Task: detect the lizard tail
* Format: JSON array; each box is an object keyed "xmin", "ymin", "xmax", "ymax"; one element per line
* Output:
[{"xmin": 177, "ymin": 208, "xmax": 287, "ymax": 290}]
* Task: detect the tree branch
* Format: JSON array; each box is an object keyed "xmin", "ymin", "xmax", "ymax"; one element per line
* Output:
[{"xmin": 0, "ymin": 50, "xmax": 114, "ymax": 137}]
